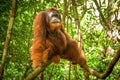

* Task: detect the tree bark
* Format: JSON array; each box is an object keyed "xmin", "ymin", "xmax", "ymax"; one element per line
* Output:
[{"xmin": 0, "ymin": 0, "xmax": 17, "ymax": 79}]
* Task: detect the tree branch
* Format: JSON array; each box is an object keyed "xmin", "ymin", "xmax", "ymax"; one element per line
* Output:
[
  {"xmin": 24, "ymin": 67, "xmax": 45, "ymax": 80},
  {"xmin": 82, "ymin": 47, "xmax": 120, "ymax": 79},
  {"xmin": 25, "ymin": 47, "xmax": 120, "ymax": 79},
  {"xmin": 93, "ymin": 0, "xmax": 109, "ymax": 30},
  {"xmin": 24, "ymin": 62, "xmax": 50, "ymax": 80}
]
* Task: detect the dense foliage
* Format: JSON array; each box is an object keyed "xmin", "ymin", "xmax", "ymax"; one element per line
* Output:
[{"xmin": 0, "ymin": 0, "xmax": 120, "ymax": 80}]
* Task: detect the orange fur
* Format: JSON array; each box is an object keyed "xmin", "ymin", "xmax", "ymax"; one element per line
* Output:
[{"xmin": 31, "ymin": 8, "xmax": 87, "ymax": 68}]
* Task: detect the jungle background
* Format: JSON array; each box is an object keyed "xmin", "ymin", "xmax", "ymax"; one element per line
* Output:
[{"xmin": 0, "ymin": 0, "xmax": 120, "ymax": 80}]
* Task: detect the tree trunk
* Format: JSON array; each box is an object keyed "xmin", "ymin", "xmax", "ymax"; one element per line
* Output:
[{"xmin": 0, "ymin": 0, "xmax": 17, "ymax": 79}]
